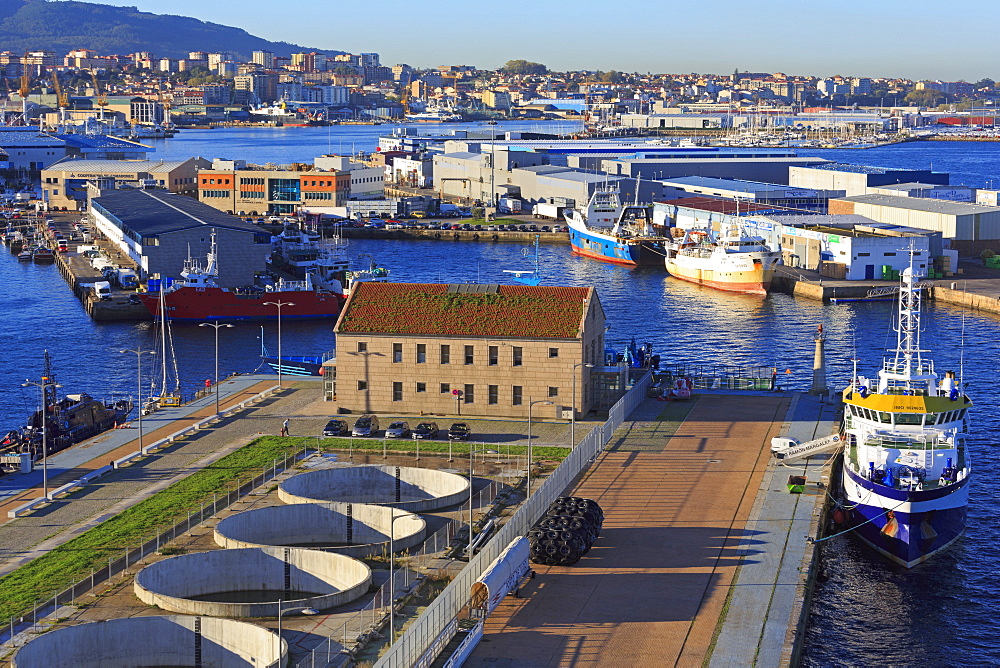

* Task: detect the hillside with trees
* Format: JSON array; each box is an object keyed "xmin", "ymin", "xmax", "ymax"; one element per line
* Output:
[{"xmin": 0, "ymin": 0, "xmax": 340, "ymax": 60}]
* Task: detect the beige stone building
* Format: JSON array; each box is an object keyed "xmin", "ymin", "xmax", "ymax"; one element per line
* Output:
[
  {"xmin": 42, "ymin": 158, "xmax": 207, "ymax": 211},
  {"xmin": 332, "ymin": 283, "xmax": 606, "ymax": 420}
]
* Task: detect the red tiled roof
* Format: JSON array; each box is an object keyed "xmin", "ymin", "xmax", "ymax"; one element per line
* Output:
[{"xmin": 335, "ymin": 283, "xmax": 592, "ymax": 339}]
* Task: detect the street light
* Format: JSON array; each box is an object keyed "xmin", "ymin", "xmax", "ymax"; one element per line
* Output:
[
  {"xmin": 264, "ymin": 301, "xmax": 295, "ymax": 389},
  {"xmin": 527, "ymin": 398, "xmax": 553, "ymax": 496},
  {"xmin": 198, "ymin": 322, "xmax": 234, "ymax": 416},
  {"xmin": 275, "ymin": 600, "xmax": 318, "ymax": 659},
  {"xmin": 468, "ymin": 446, "xmax": 494, "ymax": 558},
  {"xmin": 388, "ymin": 511, "xmax": 410, "ymax": 646},
  {"xmin": 120, "ymin": 348, "xmax": 155, "ymax": 454},
  {"xmin": 571, "ymin": 363, "xmax": 595, "ymax": 448},
  {"xmin": 22, "ymin": 374, "xmax": 62, "ymax": 499}
]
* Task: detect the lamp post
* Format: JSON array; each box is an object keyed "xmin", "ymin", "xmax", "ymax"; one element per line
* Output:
[
  {"xmin": 527, "ymin": 399, "xmax": 553, "ymax": 496},
  {"xmin": 22, "ymin": 375, "xmax": 62, "ymax": 499},
  {"xmin": 264, "ymin": 301, "xmax": 295, "ymax": 388},
  {"xmin": 198, "ymin": 322, "xmax": 234, "ymax": 416},
  {"xmin": 388, "ymin": 512, "xmax": 410, "ymax": 646},
  {"xmin": 468, "ymin": 446, "xmax": 493, "ymax": 558},
  {"xmin": 571, "ymin": 363, "xmax": 595, "ymax": 448},
  {"xmin": 119, "ymin": 348, "xmax": 155, "ymax": 454},
  {"xmin": 275, "ymin": 600, "xmax": 318, "ymax": 659}
]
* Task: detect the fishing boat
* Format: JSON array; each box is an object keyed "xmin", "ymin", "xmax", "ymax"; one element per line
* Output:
[
  {"xmin": 137, "ymin": 231, "xmax": 389, "ymax": 321},
  {"xmin": 0, "ymin": 351, "xmax": 133, "ymax": 465},
  {"xmin": 32, "ymin": 246, "xmax": 55, "ymax": 264},
  {"xmin": 839, "ymin": 260, "xmax": 972, "ymax": 567},
  {"xmin": 16, "ymin": 249, "xmax": 32, "ymax": 262},
  {"xmin": 563, "ymin": 187, "xmax": 666, "ymax": 265},
  {"xmin": 663, "ymin": 222, "xmax": 781, "ymax": 295}
]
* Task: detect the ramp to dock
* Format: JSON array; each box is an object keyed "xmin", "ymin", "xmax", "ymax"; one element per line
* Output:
[{"xmin": 469, "ymin": 394, "xmax": 790, "ymax": 667}]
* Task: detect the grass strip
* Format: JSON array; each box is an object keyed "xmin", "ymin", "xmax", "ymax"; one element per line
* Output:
[
  {"xmin": 0, "ymin": 435, "xmax": 567, "ymax": 621},
  {"xmin": 312, "ymin": 436, "xmax": 570, "ymax": 461},
  {"xmin": 0, "ymin": 436, "xmax": 305, "ymax": 620}
]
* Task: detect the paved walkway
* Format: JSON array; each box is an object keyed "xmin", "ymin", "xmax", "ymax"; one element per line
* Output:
[
  {"xmin": 0, "ymin": 376, "xmax": 317, "ymax": 578},
  {"xmin": 709, "ymin": 393, "xmax": 837, "ymax": 667},
  {"xmin": 470, "ymin": 393, "xmax": 791, "ymax": 667}
]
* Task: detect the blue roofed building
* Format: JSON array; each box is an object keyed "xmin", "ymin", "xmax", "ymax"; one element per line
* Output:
[{"xmin": 0, "ymin": 126, "xmax": 150, "ymax": 175}]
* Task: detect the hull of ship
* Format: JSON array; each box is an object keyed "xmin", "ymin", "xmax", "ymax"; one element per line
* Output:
[
  {"xmin": 665, "ymin": 257, "xmax": 773, "ymax": 295},
  {"xmin": 138, "ymin": 287, "xmax": 345, "ymax": 321},
  {"xmin": 264, "ymin": 356, "xmax": 324, "ymax": 377},
  {"xmin": 842, "ymin": 465, "xmax": 969, "ymax": 567},
  {"xmin": 568, "ymin": 226, "xmax": 661, "ymax": 266}
]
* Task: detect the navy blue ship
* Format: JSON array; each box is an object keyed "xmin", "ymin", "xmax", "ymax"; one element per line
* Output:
[{"xmin": 839, "ymin": 260, "xmax": 972, "ymax": 567}]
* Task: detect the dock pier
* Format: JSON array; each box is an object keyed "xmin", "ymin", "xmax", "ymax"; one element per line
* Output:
[{"xmin": 469, "ymin": 390, "xmax": 836, "ymax": 666}]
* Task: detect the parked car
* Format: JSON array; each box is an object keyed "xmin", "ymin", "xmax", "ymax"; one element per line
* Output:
[
  {"xmin": 541, "ymin": 226, "xmax": 551, "ymax": 232},
  {"xmin": 322, "ymin": 419, "xmax": 349, "ymax": 436},
  {"xmin": 448, "ymin": 423, "xmax": 471, "ymax": 441},
  {"xmin": 352, "ymin": 415, "xmax": 380, "ymax": 437},
  {"xmin": 412, "ymin": 211, "xmax": 429, "ymax": 218},
  {"xmin": 385, "ymin": 421, "xmax": 411, "ymax": 438},
  {"xmin": 412, "ymin": 422, "xmax": 439, "ymax": 439}
]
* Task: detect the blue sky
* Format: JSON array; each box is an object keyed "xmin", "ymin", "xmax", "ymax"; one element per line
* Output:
[{"xmin": 68, "ymin": 0, "xmax": 997, "ymax": 80}]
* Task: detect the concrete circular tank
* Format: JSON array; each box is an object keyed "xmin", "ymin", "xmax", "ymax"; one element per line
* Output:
[
  {"xmin": 134, "ymin": 547, "xmax": 371, "ymax": 617},
  {"xmin": 278, "ymin": 465, "xmax": 470, "ymax": 511},
  {"xmin": 12, "ymin": 615, "xmax": 285, "ymax": 668},
  {"xmin": 213, "ymin": 503, "xmax": 426, "ymax": 558}
]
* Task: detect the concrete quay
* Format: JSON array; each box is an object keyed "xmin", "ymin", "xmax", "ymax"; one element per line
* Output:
[{"xmin": 468, "ymin": 391, "xmax": 835, "ymax": 667}]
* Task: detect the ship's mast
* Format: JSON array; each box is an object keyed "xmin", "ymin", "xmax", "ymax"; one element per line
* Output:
[{"xmin": 889, "ymin": 247, "xmax": 926, "ymax": 377}]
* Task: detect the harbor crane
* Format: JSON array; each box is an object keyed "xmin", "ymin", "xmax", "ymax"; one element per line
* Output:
[{"xmin": 90, "ymin": 71, "xmax": 107, "ymax": 121}]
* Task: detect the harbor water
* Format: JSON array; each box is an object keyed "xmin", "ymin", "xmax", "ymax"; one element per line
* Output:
[{"xmin": 0, "ymin": 129, "xmax": 998, "ymax": 664}]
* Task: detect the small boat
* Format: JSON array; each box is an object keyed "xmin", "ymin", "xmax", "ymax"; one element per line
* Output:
[
  {"xmin": 839, "ymin": 258, "xmax": 973, "ymax": 567},
  {"xmin": 17, "ymin": 249, "xmax": 32, "ymax": 262},
  {"xmin": 32, "ymin": 247, "xmax": 55, "ymax": 264}
]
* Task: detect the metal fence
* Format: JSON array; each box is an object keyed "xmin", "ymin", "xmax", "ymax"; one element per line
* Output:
[
  {"xmin": 292, "ymin": 477, "xmax": 509, "ymax": 667},
  {"xmin": 375, "ymin": 370, "xmax": 652, "ymax": 668},
  {"xmin": 0, "ymin": 445, "xmax": 317, "ymax": 652}
]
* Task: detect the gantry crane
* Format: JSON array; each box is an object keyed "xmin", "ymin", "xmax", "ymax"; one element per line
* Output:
[
  {"xmin": 90, "ymin": 70, "xmax": 107, "ymax": 121},
  {"xmin": 50, "ymin": 72, "xmax": 69, "ymax": 128}
]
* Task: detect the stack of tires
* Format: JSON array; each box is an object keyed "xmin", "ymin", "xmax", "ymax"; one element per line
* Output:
[{"xmin": 527, "ymin": 496, "xmax": 604, "ymax": 566}]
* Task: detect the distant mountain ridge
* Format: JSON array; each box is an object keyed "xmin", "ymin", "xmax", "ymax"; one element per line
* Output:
[{"xmin": 0, "ymin": 0, "xmax": 340, "ymax": 61}]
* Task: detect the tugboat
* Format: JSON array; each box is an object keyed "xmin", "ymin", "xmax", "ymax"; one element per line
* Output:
[
  {"xmin": 839, "ymin": 258, "xmax": 972, "ymax": 567},
  {"xmin": 0, "ymin": 352, "xmax": 133, "ymax": 465}
]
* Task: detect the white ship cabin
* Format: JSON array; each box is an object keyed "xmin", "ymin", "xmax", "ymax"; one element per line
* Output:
[
  {"xmin": 843, "ymin": 369, "xmax": 970, "ymax": 491},
  {"xmin": 582, "ymin": 190, "xmax": 622, "ymax": 228}
]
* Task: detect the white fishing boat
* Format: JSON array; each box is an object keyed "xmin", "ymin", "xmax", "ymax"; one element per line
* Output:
[
  {"xmin": 664, "ymin": 221, "xmax": 781, "ymax": 295},
  {"xmin": 839, "ymin": 259, "xmax": 973, "ymax": 567}
]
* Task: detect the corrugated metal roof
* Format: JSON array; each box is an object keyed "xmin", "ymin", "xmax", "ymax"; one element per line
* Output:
[
  {"xmin": 47, "ymin": 158, "xmax": 192, "ymax": 174},
  {"xmin": 837, "ymin": 194, "xmax": 1000, "ymax": 215},
  {"xmin": 335, "ymin": 282, "xmax": 591, "ymax": 339},
  {"xmin": 92, "ymin": 189, "xmax": 265, "ymax": 236},
  {"xmin": 0, "ymin": 127, "xmax": 65, "ymax": 146}
]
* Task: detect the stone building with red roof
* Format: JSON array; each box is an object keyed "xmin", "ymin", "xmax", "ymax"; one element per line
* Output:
[{"xmin": 332, "ymin": 282, "xmax": 605, "ymax": 419}]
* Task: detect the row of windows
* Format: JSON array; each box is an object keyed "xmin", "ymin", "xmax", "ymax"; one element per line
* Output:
[
  {"xmin": 172, "ymin": 177, "xmax": 195, "ymax": 185},
  {"xmin": 847, "ymin": 404, "xmax": 966, "ymax": 426},
  {"xmin": 240, "ymin": 177, "xmax": 265, "ymax": 186},
  {"xmin": 202, "ymin": 178, "xmax": 232, "ymax": 185},
  {"xmin": 358, "ymin": 381, "xmax": 557, "ymax": 404},
  {"xmin": 304, "ymin": 192, "xmax": 334, "ymax": 200},
  {"xmin": 202, "ymin": 190, "xmax": 230, "ymax": 198},
  {"xmin": 240, "ymin": 191, "xmax": 266, "ymax": 198},
  {"xmin": 378, "ymin": 342, "xmax": 557, "ymax": 366},
  {"xmin": 303, "ymin": 179, "xmax": 336, "ymax": 186}
]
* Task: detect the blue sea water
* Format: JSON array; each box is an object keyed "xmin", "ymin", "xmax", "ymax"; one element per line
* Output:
[{"xmin": 0, "ymin": 129, "xmax": 998, "ymax": 664}]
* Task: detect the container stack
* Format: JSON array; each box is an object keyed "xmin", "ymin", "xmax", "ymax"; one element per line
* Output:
[{"xmin": 527, "ymin": 496, "xmax": 603, "ymax": 566}]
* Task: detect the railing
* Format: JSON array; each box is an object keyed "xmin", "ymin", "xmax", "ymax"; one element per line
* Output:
[
  {"xmin": 1, "ymin": 444, "xmax": 317, "ymax": 655},
  {"xmin": 374, "ymin": 370, "xmax": 652, "ymax": 668}
]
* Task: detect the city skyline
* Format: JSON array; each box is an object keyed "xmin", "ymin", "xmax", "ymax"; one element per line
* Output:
[{"xmin": 56, "ymin": 0, "xmax": 999, "ymax": 81}]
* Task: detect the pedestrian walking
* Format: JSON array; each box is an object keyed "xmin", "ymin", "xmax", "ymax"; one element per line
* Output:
[{"xmin": 281, "ymin": 418, "xmax": 289, "ymax": 437}]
